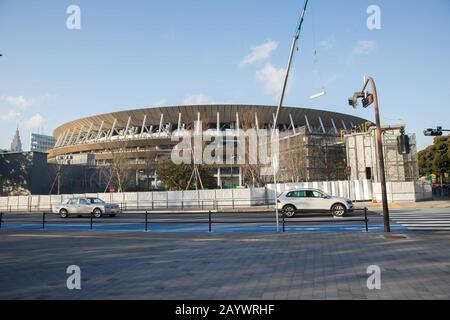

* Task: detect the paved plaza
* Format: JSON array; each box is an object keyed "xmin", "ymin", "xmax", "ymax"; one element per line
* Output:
[{"xmin": 1, "ymin": 208, "xmax": 450, "ymax": 300}]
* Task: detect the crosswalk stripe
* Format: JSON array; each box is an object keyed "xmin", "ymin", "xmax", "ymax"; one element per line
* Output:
[
  {"xmin": 393, "ymin": 221, "xmax": 450, "ymax": 224},
  {"xmin": 386, "ymin": 211, "xmax": 450, "ymax": 231},
  {"xmin": 389, "ymin": 215, "xmax": 450, "ymax": 217},
  {"xmin": 408, "ymin": 228, "xmax": 450, "ymax": 230},
  {"xmin": 404, "ymin": 224, "xmax": 450, "ymax": 226},
  {"xmin": 389, "ymin": 215, "xmax": 450, "ymax": 218}
]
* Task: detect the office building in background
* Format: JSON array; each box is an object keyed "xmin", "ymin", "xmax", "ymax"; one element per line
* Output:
[{"xmin": 30, "ymin": 133, "xmax": 56, "ymax": 153}]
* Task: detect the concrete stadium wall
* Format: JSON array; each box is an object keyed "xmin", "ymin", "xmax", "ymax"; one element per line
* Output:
[{"xmin": 0, "ymin": 181, "xmax": 433, "ymax": 212}]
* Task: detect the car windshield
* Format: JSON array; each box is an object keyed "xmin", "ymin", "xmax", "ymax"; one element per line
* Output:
[{"xmin": 88, "ymin": 198, "xmax": 105, "ymax": 204}]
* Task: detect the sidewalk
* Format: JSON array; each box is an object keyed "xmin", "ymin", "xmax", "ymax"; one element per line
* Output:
[{"xmin": 2, "ymin": 229, "xmax": 450, "ymax": 299}]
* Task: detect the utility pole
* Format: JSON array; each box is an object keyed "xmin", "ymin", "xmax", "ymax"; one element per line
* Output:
[
  {"xmin": 349, "ymin": 76, "xmax": 390, "ymax": 232},
  {"xmin": 272, "ymin": 0, "xmax": 310, "ymax": 231}
]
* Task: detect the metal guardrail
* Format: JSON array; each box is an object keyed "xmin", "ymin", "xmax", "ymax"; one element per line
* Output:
[
  {"xmin": 0, "ymin": 208, "xmax": 370, "ymax": 233},
  {"xmin": 0, "ymin": 197, "xmax": 275, "ymax": 213},
  {"xmin": 281, "ymin": 208, "xmax": 369, "ymax": 232}
]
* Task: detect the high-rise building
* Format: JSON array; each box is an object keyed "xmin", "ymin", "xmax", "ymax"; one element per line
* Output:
[
  {"xmin": 30, "ymin": 133, "xmax": 56, "ymax": 153},
  {"xmin": 10, "ymin": 127, "xmax": 23, "ymax": 152}
]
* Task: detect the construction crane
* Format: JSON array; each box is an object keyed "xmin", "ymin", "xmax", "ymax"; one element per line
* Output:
[
  {"xmin": 272, "ymin": 0, "xmax": 310, "ymax": 231},
  {"xmin": 272, "ymin": 0, "xmax": 310, "ymax": 133}
]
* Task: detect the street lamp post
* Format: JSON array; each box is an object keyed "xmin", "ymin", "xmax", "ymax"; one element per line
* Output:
[{"xmin": 349, "ymin": 76, "xmax": 390, "ymax": 232}]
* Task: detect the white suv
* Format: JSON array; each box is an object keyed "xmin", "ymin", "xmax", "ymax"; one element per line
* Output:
[{"xmin": 277, "ymin": 188, "xmax": 353, "ymax": 217}]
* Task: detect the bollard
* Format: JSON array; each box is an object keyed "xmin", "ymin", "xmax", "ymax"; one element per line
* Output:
[
  {"xmin": 282, "ymin": 213, "xmax": 286, "ymax": 233},
  {"xmin": 145, "ymin": 211, "xmax": 149, "ymax": 232},
  {"xmin": 208, "ymin": 211, "xmax": 212, "ymax": 233},
  {"xmin": 364, "ymin": 207, "xmax": 369, "ymax": 232},
  {"xmin": 90, "ymin": 212, "xmax": 93, "ymax": 230},
  {"xmin": 0, "ymin": 212, "xmax": 3, "ymax": 229},
  {"xmin": 42, "ymin": 212, "xmax": 46, "ymax": 230}
]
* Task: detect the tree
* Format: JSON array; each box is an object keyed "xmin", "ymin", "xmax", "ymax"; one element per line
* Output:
[
  {"xmin": 418, "ymin": 135, "xmax": 449, "ymax": 179},
  {"xmin": 241, "ymin": 140, "xmax": 268, "ymax": 187},
  {"xmin": 0, "ymin": 153, "xmax": 33, "ymax": 196},
  {"xmin": 156, "ymin": 160, "xmax": 216, "ymax": 191},
  {"xmin": 104, "ymin": 141, "xmax": 133, "ymax": 193}
]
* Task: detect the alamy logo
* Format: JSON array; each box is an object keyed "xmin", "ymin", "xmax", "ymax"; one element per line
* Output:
[
  {"xmin": 66, "ymin": 265, "xmax": 81, "ymax": 290},
  {"xmin": 170, "ymin": 121, "xmax": 280, "ymax": 176},
  {"xmin": 66, "ymin": 5, "xmax": 81, "ymax": 30},
  {"xmin": 366, "ymin": 265, "xmax": 381, "ymax": 290},
  {"xmin": 367, "ymin": 5, "xmax": 381, "ymax": 30}
]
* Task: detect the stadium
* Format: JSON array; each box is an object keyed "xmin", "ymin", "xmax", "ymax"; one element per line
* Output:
[{"xmin": 47, "ymin": 105, "xmax": 369, "ymax": 189}]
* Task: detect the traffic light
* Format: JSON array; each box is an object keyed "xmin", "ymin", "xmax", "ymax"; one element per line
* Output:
[
  {"xmin": 397, "ymin": 134, "xmax": 410, "ymax": 155},
  {"xmin": 361, "ymin": 94, "xmax": 374, "ymax": 108},
  {"xmin": 348, "ymin": 97, "xmax": 357, "ymax": 108},
  {"xmin": 424, "ymin": 127, "xmax": 443, "ymax": 136}
]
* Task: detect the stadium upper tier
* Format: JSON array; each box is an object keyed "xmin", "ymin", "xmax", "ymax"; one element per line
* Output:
[{"xmin": 48, "ymin": 105, "xmax": 369, "ymax": 161}]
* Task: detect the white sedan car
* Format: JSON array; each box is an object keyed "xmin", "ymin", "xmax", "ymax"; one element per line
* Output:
[
  {"xmin": 277, "ymin": 188, "xmax": 353, "ymax": 217},
  {"xmin": 53, "ymin": 197, "xmax": 121, "ymax": 218}
]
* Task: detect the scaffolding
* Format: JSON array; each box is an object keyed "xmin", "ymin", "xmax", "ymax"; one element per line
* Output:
[
  {"xmin": 345, "ymin": 126, "xmax": 419, "ymax": 182},
  {"xmin": 382, "ymin": 129, "xmax": 419, "ymax": 182},
  {"xmin": 278, "ymin": 127, "xmax": 347, "ymax": 182}
]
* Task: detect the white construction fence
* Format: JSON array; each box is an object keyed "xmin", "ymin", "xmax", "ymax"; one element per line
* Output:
[{"xmin": 0, "ymin": 180, "xmax": 432, "ymax": 212}]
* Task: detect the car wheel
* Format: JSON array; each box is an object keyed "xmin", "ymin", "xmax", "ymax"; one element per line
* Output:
[
  {"xmin": 59, "ymin": 209, "xmax": 69, "ymax": 218},
  {"xmin": 283, "ymin": 205, "xmax": 296, "ymax": 217},
  {"xmin": 332, "ymin": 204, "xmax": 346, "ymax": 217},
  {"xmin": 93, "ymin": 208, "xmax": 103, "ymax": 218}
]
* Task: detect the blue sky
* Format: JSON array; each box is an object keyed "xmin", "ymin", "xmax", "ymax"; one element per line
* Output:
[{"xmin": 0, "ymin": 0, "xmax": 449, "ymax": 151}]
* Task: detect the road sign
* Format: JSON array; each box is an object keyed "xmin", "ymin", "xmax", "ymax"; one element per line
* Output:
[{"xmin": 429, "ymin": 174, "xmax": 436, "ymax": 183}]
